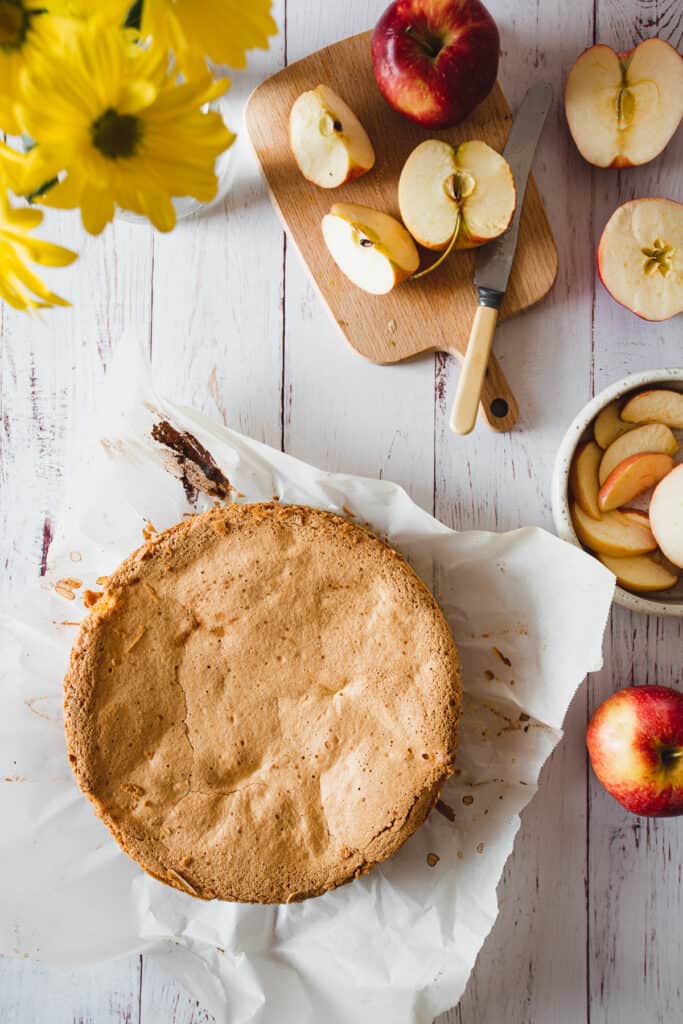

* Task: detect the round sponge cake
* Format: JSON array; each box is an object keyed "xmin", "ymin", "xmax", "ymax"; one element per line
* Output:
[{"xmin": 64, "ymin": 504, "xmax": 460, "ymax": 903}]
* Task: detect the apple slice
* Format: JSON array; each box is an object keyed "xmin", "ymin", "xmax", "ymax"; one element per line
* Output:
[
  {"xmin": 571, "ymin": 501, "xmax": 657, "ymax": 557},
  {"xmin": 398, "ymin": 139, "xmax": 516, "ymax": 251},
  {"xmin": 597, "ymin": 452, "xmax": 673, "ymax": 511},
  {"xmin": 593, "ymin": 399, "xmax": 636, "ymax": 449},
  {"xmin": 565, "ymin": 39, "xmax": 683, "ymax": 168},
  {"xmin": 598, "ymin": 422, "xmax": 678, "ymax": 485},
  {"xmin": 597, "ymin": 198, "xmax": 683, "ymax": 322},
  {"xmin": 598, "ymin": 553, "xmax": 679, "ymax": 592},
  {"xmin": 289, "ymin": 85, "xmax": 375, "ymax": 188},
  {"xmin": 649, "ymin": 463, "xmax": 683, "ymax": 568},
  {"xmin": 322, "ymin": 202, "xmax": 419, "ymax": 295},
  {"xmin": 621, "ymin": 389, "xmax": 683, "ymax": 429},
  {"xmin": 569, "ymin": 441, "xmax": 602, "ymax": 519}
]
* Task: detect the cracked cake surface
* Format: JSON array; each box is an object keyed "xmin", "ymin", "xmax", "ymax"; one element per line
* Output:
[{"xmin": 64, "ymin": 503, "xmax": 461, "ymax": 903}]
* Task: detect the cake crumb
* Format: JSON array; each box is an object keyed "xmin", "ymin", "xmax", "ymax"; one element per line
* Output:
[
  {"xmin": 83, "ymin": 589, "xmax": 103, "ymax": 608},
  {"xmin": 476, "ymin": 842, "xmax": 485, "ymax": 854},
  {"xmin": 492, "ymin": 646, "xmax": 512, "ymax": 667},
  {"xmin": 435, "ymin": 799, "xmax": 456, "ymax": 822},
  {"xmin": 427, "ymin": 852, "xmax": 440, "ymax": 867},
  {"xmin": 462, "ymin": 795, "xmax": 474, "ymax": 806}
]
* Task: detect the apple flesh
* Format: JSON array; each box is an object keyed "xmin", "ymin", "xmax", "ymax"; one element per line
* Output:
[
  {"xmin": 398, "ymin": 139, "xmax": 516, "ymax": 251},
  {"xmin": 649, "ymin": 463, "xmax": 683, "ymax": 568},
  {"xmin": 593, "ymin": 399, "xmax": 636, "ymax": 450},
  {"xmin": 587, "ymin": 685, "xmax": 683, "ymax": 816},
  {"xmin": 565, "ymin": 39, "xmax": 683, "ymax": 168},
  {"xmin": 597, "ymin": 451, "xmax": 673, "ymax": 512},
  {"xmin": 289, "ymin": 85, "xmax": 375, "ymax": 188},
  {"xmin": 621, "ymin": 389, "xmax": 683, "ymax": 429},
  {"xmin": 571, "ymin": 501, "xmax": 657, "ymax": 557},
  {"xmin": 597, "ymin": 198, "xmax": 683, "ymax": 322},
  {"xmin": 371, "ymin": 0, "xmax": 500, "ymax": 129},
  {"xmin": 598, "ymin": 421, "xmax": 678, "ymax": 485},
  {"xmin": 598, "ymin": 553, "xmax": 679, "ymax": 593},
  {"xmin": 321, "ymin": 202, "xmax": 419, "ymax": 295},
  {"xmin": 569, "ymin": 440, "xmax": 602, "ymax": 519}
]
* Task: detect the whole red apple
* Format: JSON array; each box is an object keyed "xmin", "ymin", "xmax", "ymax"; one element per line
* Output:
[
  {"xmin": 371, "ymin": 0, "xmax": 500, "ymax": 129},
  {"xmin": 587, "ymin": 685, "xmax": 683, "ymax": 817}
]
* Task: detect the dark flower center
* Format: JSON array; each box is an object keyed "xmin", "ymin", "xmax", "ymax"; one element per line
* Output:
[
  {"xmin": 0, "ymin": 0, "xmax": 28, "ymax": 50},
  {"xmin": 91, "ymin": 108, "xmax": 141, "ymax": 159}
]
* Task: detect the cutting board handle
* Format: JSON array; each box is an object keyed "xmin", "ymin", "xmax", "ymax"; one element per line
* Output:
[{"xmin": 445, "ymin": 346, "xmax": 519, "ymax": 433}]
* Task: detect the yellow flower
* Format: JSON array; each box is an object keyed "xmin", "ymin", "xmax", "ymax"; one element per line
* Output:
[
  {"xmin": 41, "ymin": 0, "xmax": 130, "ymax": 21},
  {"xmin": 141, "ymin": 0, "xmax": 278, "ymax": 79},
  {"xmin": 16, "ymin": 19, "xmax": 234, "ymax": 234},
  {"xmin": 0, "ymin": 4, "xmax": 68, "ymax": 134},
  {"xmin": 0, "ymin": 185, "xmax": 77, "ymax": 311}
]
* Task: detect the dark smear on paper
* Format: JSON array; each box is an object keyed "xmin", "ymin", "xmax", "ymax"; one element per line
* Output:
[
  {"xmin": 151, "ymin": 420, "xmax": 232, "ymax": 504},
  {"xmin": 435, "ymin": 799, "xmax": 456, "ymax": 822}
]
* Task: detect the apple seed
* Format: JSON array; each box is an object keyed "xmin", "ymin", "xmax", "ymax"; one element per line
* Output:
[{"xmin": 641, "ymin": 239, "xmax": 674, "ymax": 278}]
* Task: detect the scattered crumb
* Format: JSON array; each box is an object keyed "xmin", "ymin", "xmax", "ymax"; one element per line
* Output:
[
  {"xmin": 427, "ymin": 852, "xmax": 440, "ymax": 867},
  {"xmin": 142, "ymin": 521, "xmax": 157, "ymax": 541},
  {"xmin": 83, "ymin": 589, "xmax": 103, "ymax": 609},
  {"xmin": 492, "ymin": 646, "xmax": 512, "ymax": 667},
  {"xmin": 69, "ymin": 551, "xmax": 82, "ymax": 563},
  {"xmin": 96, "ymin": 575, "xmax": 109, "ymax": 587},
  {"xmin": 476, "ymin": 842, "xmax": 485, "ymax": 854},
  {"xmin": 271, "ymin": 495, "xmax": 280, "ymax": 502},
  {"xmin": 435, "ymin": 799, "xmax": 456, "ymax": 822},
  {"xmin": 519, "ymin": 712, "xmax": 530, "ymax": 722},
  {"xmin": 457, "ymin": 850, "xmax": 464, "ymax": 860},
  {"xmin": 462, "ymin": 795, "xmax": 474, "ymax": 806},
  {"xmin": 60, "ymin": 620, "xmax": 80, "ymax": 627},
  {"xmin": 55, "ymin": 583, "xmax": 76, "ymax": 601},
  {"xmin": 484, "ymin": 670, "xmax": 495, "ymax": 681},
  {"xmin": 60, "ymin": 577, "xmax": 81, "ymax": 589}
]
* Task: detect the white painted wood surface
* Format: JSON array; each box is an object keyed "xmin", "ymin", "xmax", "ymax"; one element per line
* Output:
[{"xmin": 1, "ymin": 0, "xmax": 682, "ymax": 1020}]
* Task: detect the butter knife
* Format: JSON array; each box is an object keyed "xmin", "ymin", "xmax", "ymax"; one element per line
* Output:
[{"xmin": 450, "ymin": 81, "xmax": 553, "ymax": 435}]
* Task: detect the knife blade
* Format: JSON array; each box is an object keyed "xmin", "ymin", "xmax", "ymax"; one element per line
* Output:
[{"xmin": 474, "ymin": 80, "xmax": 554, "ymax": 303}]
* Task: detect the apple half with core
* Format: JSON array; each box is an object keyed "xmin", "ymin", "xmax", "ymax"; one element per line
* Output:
[
  {"xmin": 649, "ymin": 463, "xmax": 683, "ymax": 569},
  {"xmin": 587, "ymin": 685, "xmax": 683, "ymax": 816},
  {"xmin": 398, "ymin": 140, "xmax": 516, "ymax": 254},
  {"xmin": 597, "ymin": 198, "xmax": 683, "ymax": 322},
  {"xmin": 371, "ymin": 0, "xmax": 500, "ymax": 129},
  {"xmin": 565, "ymin": 38, "xmax": 683, "ymax": 168},
  {"xmin": 289, "ymin": 85, "xmax": 375, "ymax": 188},
  {"xmin": 322, "ymin": 203, "xmax": 419, "ymax": 295}
]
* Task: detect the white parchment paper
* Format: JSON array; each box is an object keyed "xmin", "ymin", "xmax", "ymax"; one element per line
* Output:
[{"xmin": 0, "ymin": 337, "xmax": 615, "ymax": 1023}]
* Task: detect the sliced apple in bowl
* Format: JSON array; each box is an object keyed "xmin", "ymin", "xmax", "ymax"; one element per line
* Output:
[
  {"xmin": 289, "ymin": 85, "xmax": 375, "ymax": 188},
  {"xmin": 597, "ymin": 198, "xmax": 683, "ymax": 322},
  {"xmin": 593, "ymin": 398, "xmax": 636, "ymax": 449},
  {"xmin": 564, "ymin": 38, "xmax": 683, "ymax": 168},
  {"xmin": 650, "ymin": 464, "xmax": 683, "ymax": 569},
  {"xmin": 597, "ymin": 451, "xmax": 673, "ymax": 511},
  {"xmin": 621, "ymin": 389, "xmax": 683, "ymax": 429},
  {"xmin": 398, "ymin": 139, "xmax": 516, "ymax": 252},
  {"xmin": 322, "ymin": 203, "xmax": 419, "ymax": 294},
  {"xmin": 569, "ymin": 440, "xmax": 602, "ymax": 519},
  {"xmin": 598, "ymin": 422, "xmax": 678, "ymax": 485},
  {"xmin": 571, "ymin": 501, "xmax": 657, "ymax": 557},
  {"xmin": 598, "ymin": 553, "xmax": 679, "ymax": 592}
]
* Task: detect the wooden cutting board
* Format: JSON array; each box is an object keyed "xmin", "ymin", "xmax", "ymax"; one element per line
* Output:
[{"xmin": 246, "ymin": 30, "xmax": 558, "ymax": 432}]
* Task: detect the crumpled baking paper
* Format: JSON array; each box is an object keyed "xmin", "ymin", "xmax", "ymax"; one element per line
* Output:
[{"xmin": 0, "ymin": 336, "xmax": 614, "ymax": 1023}]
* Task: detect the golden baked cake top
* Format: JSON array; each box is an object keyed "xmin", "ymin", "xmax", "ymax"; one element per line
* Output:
[{"xmin": 64, "ymin": 504, "xmax": 461, "ymax": 903}]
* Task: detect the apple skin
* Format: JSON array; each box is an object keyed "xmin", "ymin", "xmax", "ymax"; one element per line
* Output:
[
  {"xmin": 587, "ymin": 685, "xmax": 683, "ymax": 817},
  {"xmin": 371, "ymin": 0, "xmax": 500, "ymax": 129}
]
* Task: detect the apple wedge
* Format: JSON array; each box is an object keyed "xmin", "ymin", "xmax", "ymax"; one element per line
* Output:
[
  {"xmin": 569, "ymin": 441, "xmax": 602, "ymax": 519},
  {"xmin": 649, "ymin": 463, "xmax": 683, "ymax": 568},
  {"xmin": 598, "ymin": 422, "xmax": 678, "ymax": 485},
  {"xmin": 597, "ymin": 451, "xmax": 673, "ymax": 511},
  {"xmin": 398, "ymin": 139, "xmax": 516, "ymax": 251},
  {"xmin": 564, "ymin": 39, "xmax": 683, "ymax": 168},
  {"xmin": 593, "ymin": 399, "xmax": 636, "ymax": 449},
  {"xmin": 571, "ymin": 501, "xmax": 657, "ymax": 556},
  {"xmin": 598, "ymin": 553, "xmax": 679, "ymax": 592},
  {"xmin": 322, "ymin": 203, "xmax": 419, "ymax": 295},
  {"xmin": 289, "ymin": 85, "xmax": 375, "ymax": 188},
  {"xmin": 621, "ymin": 389, "xmax": 683, "ymax": 429},
  {"xmin": 597, "ymin": 198, "xmax": 683, "ymax": 322}
]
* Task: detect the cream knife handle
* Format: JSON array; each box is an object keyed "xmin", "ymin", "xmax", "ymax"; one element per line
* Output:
[{"xmin": 450, "ymin": 304, "xmax": 499, "ymax": 435}]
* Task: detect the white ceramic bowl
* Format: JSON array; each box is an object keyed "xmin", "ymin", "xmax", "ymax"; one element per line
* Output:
[{"xmin": 552, "ymin": 368, "xmax": 683, "ymax": 617}]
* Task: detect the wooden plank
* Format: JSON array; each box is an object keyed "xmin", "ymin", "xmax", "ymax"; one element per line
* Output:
[
  {"xmin": 436, "ymin": 0, "xmax": 597, "ymax": 1020},
  {"xmin": 0, "ymin": 957, "xmax": 141, "ymax": 1024},
  {"xmin": 587, "ymin": 1, "xmax": 683, "ymax": 1021}
]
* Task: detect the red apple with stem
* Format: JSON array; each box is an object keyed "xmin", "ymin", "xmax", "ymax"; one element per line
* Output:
[
  {"xmin": 371, "ymin": 0, "xmax": 500, "ymax": 129},
  {"xmin": 587, "ymin": 685, "xmax": 683, "ymax": 817}
]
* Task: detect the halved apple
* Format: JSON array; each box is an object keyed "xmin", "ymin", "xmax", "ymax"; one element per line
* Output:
[
  {"xmin": 322, "ymin": 202, "xmax": 419, "ymax": 294},
  {"xmin": 398, "ymin": 139, "xmax": 516, "ymax": 251},
  {"xmin": 289, "ymin": 85, "xmax": 375, "ymax": 188},
  {"xmin": 572, "ymin": 501, "xmax": 657, "ymax": 556},
  {"xmin": 564, "ymin": 39, "xmax": 683, "ymax": 168},
  {"xmin": 621, "ymin": 389, "xmax": 683, "ymax": 429},
  {"xmin": 597, "ymin": 198, "xmax": 683, "ymax": 322},
  {"xmin": 598, "ymin": 422, "xmax": 678, "ymax": 485},
  {"xmin": 570, "ymin": 441, "xmax": 602, "ymax": 519},
  {"xmin": 598, "ymin": 553, "xmax": 679, "ymax": 592},
  {"xmin": 649, "ymin": 463, "xmax": 683, "ymax": 568},
  {"xmin": 593, "ymin": 399, "xmax": 636, "ymax": 449},
  {"xmin": 597, "ymin": 452, "xmax": 673, "ymax": 511}
]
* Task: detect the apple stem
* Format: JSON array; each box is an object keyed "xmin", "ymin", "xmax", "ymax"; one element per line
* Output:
[
  {"xmin": 405, "ymin": 24, "xmax": 442, "ymax": 59},
  {"xmin": 412, "ymin": 211, "xmax": 461, "ymax": 281}
]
